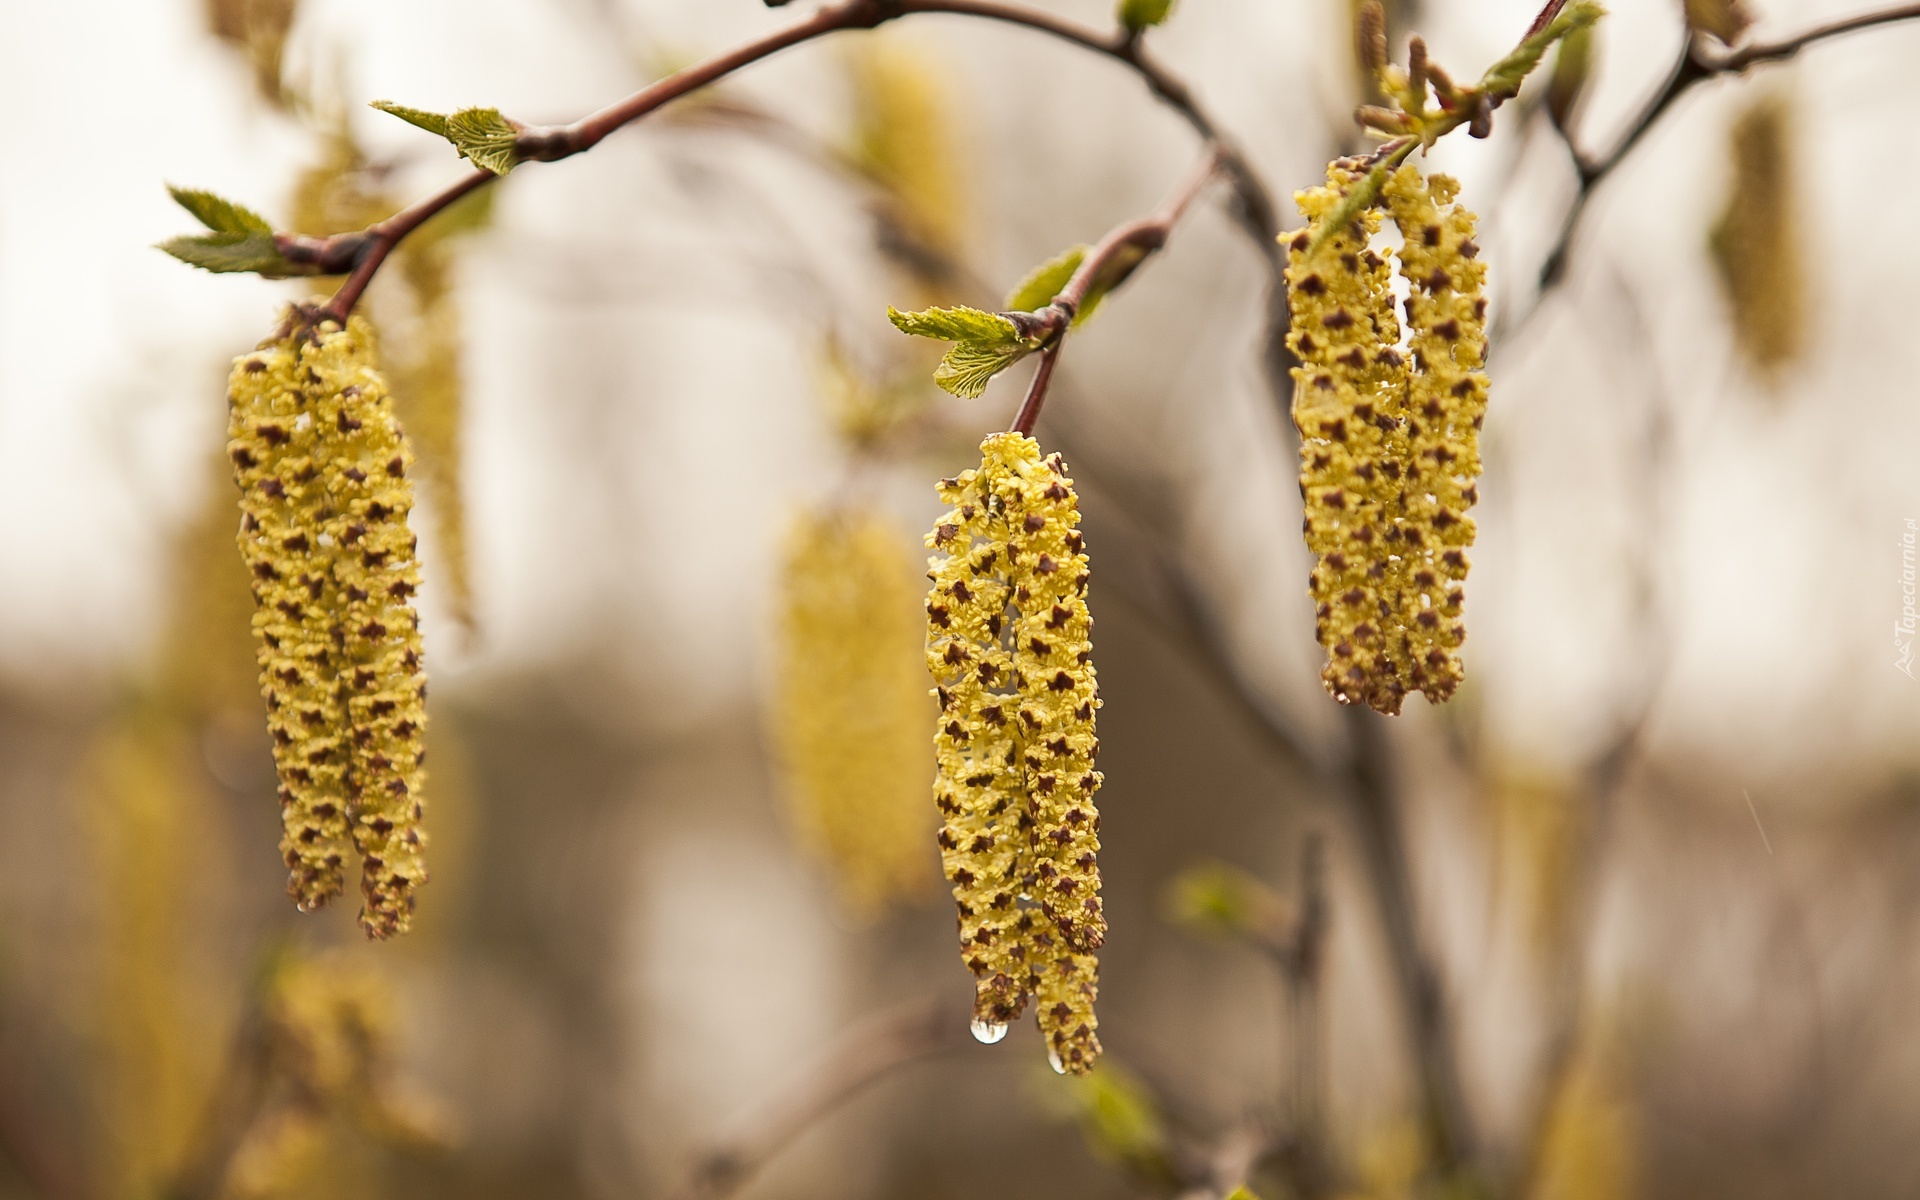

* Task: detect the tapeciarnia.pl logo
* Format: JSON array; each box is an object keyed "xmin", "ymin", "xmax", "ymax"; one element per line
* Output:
[{"xmin": 1898, "ymin": 518, "xmax": 1917, "ymax": 678}]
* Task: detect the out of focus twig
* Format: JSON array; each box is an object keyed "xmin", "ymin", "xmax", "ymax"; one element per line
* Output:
[
  {"xmin": 1532, "ymin": 2, "xmax": 1920, "ymax": 301},
  {"xmin": 666, "ymin": 994, "xmax": 970, "ymax": 1200},
  {"xmin": 0, "ymin": 1041, "xmax": 93, "ymax": 1200}
]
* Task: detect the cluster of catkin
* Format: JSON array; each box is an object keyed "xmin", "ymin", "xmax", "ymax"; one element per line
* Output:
[
  {"xmin": 1287, "ymin": 162, "xmax": 1488, "ymax": 715},
  {"xmin": 925, "ymin": 433, "xmax": 1103, "ymax": 1074},
  {"xmin": 775, "ymin": 509, "xmax": 934, "ymax": 915},
  {"xmin": 227, "ymin": 309, "xmax": 429, "ymax": 938}
]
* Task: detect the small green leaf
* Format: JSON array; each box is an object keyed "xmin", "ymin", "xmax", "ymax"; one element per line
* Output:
[
  {"xmin": 888, "ymin": 305, "xmax": 1036, "ymax": 398},
  {"xmin": 446, "ymin": 107, "xmax": 521, "ymax": 174},
  {"xmin": 888, "ymin": 304, "xmax": 1021, "ymax": 344},
  {"xmin": 1118, "ymin": 0, "xmax": 1177, "ymax": 33},
  {"xmin": 1547, "ymin": 20, "xmax": 1595, "ymax": 129},
  {"xmin": 159, "ymin": 231, "xmax": 310, "ymax": 278},
  {"xmin": 371, "ymin": 100, "xmax": 451, "ymax": 138},
  {"xmin": 1222, "ymin": 1187, "xmax": 1263, "ymax": 1200},
  {"xmin": 1480, "ymin": 1, "xmax": 1605, "ymax": 99},
  {"xmin": 371, "ymin": 101, "xmax": 521, "ymax": 174},
  {"xmin": 168, "ymin": 186, "xmax": 273, "ymax": 235},
  {"xmin": 1006, "ymin": 245, "xmax": 1086, "ymax": 313},
  {"xmin": 934, "ymin": 341, "xmax": 1033, "ymax": 399}
]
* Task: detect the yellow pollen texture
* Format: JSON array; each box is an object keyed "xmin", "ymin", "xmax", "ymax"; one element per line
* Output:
[
  {"xmin": 1284, "ymin": 162, "xmax": 1488, "ymax": 714},
  {"xmin": 925, "ymin": 432, "xmax": 1101, "ymax": 1071},
  {"xmin": 227, "ymin": 310, "xmax": 429, "ymax": 936}
]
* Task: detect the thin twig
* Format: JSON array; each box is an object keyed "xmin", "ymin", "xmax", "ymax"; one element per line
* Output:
[
  {"xmin": 1533, "ymin": 3, "xmax": 1920, "ymax": 295},
  {"xmin": 666, "ymin": 994, "xmax": 970, "ymax": 1200},
  {"xmin": 1010, "ymin": 146, "xmax": 1225, "ymax": 433},
  {"xmin": 285, "ymin": 0, "xmax": 1280, "ymax": 327}
]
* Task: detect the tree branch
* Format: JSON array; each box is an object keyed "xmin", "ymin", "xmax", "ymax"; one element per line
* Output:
[
  {"xmin": 1010, "ymin": 145, "xmax": 1224, "ymax": 434},
  {"xmin": 285, "ymin": 0, "xmax": 1281, "ymax": 328},
  {"xmin": 665, "ymin": 994, "xmax": 970, "ymax": 1200},
  {"xmin": 1536, "ymin": 3, "xmax": 1920, "ymax": 292}
]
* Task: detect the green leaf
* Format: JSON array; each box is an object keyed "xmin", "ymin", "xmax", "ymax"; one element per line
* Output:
[
  {"xmin": 371, "ymin": 101, "xmax": 521, "ymax": 174},
  {"xmin": 158, "ymin": 231, "xmax": 310, "ymax": 278},
  {"xmin": 1166, "ymin": 861, "xmax": 1288, "ymax": 943},
  {"xmin": 168, "ymin": 186, "xmax": 273, "ymax": 235},
  {"xmin": 1118, "ymin": 0, "xmax": 1177, "ymax": 33},
  {"xmin": 1029, "ymin": 1061, "xmax": 1178, "ymax": 1186},
  {"xmin": 1547, "ymin": 20, "xmax": 1595, "ymax": 129},
  {"xmin": 371, "ymin": 100, "xmax": 451, "ymax": 138},
  {"xmin": 446, "ymin": 107, "xmax": 521, "ymax": 174},
  {"xmin": 1006, "ymin": 245, "xmax": 1085, "ymax": 313},
  {"xmin": 1480, "ymin": 1, "xmax": 1605, "ymax": 99},
  {"xmin": 888, "ymin": 304, "xmax": 1021, "ymax": 344},
  {"xmin": 1222, "ymin": 1187, "xmax": 1263, "ymax": 1200},
  {"xmin": 934, "ymin": 341, "xmax": 1033, "ymax": 399},
  {"xmin": 888, "ymin": 305, "xmax": 1037, "ymax": 398}
]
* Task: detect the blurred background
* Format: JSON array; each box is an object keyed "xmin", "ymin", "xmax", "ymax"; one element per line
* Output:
[{"xmin": 1, "ymin": 0, "xmax": 1918, "ymax": 1197}]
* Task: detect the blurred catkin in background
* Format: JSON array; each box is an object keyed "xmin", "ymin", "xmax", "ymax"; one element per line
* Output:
[
  {"xmin": 1709, "ymin": 91, "xmax": 1806, "ymax": 381},
  {"xmin": 773, "ymin": 508, "xmax": 935, "ymax": 917}
]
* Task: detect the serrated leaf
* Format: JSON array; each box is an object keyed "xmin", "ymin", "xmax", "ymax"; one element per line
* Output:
[
  {"xmin": 1481, "ymin": 1, "xmax": 1605, "ymax": 99},
  {"xmin": 371, "ymin": 101, "xmax": 521, "ymax": 174},
  {"xmin": 159, "ymin": 231, "xmax": 309, "ymax": 278},
  {"xmin": 887, "ymin": 304, "xmax": 1021, "ymax": 345},
  {"xmin": 1118, "ymin": 0, "xmax": 1177, "ymax": 33},
  {"xmin": 168, "ymin": 186, "xmax": 273, "ymax": 235},
  {"xmin": 446, "ymin": 107, "xmax": 521, "ymax": 174},
  {"xmin": 934, "ymin": 341, "xmax": 1032, "ymax": 399},
  {"xmin": 371, "ymin": 100, "xmax": 450, "ymax": 138},
  {"xmin": 1006, "ymin": 245, "xmax": 1086, "ymax": 312}
]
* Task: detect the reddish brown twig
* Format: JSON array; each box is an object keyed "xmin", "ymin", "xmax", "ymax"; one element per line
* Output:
[
  {"xmin": 1009, "ymin": 145, "xmax": 1224, "ymax": 435},
  {"xmin": 279, "ymin": 0, "xmax": 1276, "ymax": 326},
  {"xmin": 666, "ymin": 995, "xmax": 970, "ymax": 1200}
]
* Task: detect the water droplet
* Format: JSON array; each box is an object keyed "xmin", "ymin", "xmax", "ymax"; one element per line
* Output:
[
  {"xmin": 1048, "ymin": 1047, "xmax": 1067, "ymax": 1074},
  {"xmin": 970, "ymin": 1018, "xmax": 1008, "ymax": 1044}
]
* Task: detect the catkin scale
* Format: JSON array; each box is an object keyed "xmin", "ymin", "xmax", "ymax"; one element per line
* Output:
[
  {"xmin": 1287, "ymin": 164, "xmax": 1413, "ymax": 714},
  {"xmin": 229, "ymin": 334, "xmax": 354, "ymax": 909},
  {"xmin": 926, "ymin": 433, "xmax": 1102, "ymax": 1070},
  {"xmin": 228, "ymin": 310, "xmax": 429, "ymax": 936},
  {"xmin": 1286, "ymin": 162, "xmax": 1488, "ymax": 713},
  {"xmin": 1383, "ymin": 165, "xmax": 1486, "ymax": 703}
]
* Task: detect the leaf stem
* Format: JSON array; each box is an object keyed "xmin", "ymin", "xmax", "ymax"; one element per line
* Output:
[{"xmin": 1007, "ymin": 145, "xmax": 1222, "ymax": 435}]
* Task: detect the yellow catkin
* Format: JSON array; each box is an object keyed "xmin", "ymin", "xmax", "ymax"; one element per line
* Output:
[
  {"xmin": 1382, "ymin": 164, "xmax": 1486, "ymax": 704},
  {"xmin": 228, "ymin": 310, "xmax": 428, "ymax": 936},
  {"xmin": 1287, "ymin": 162, "xmax": 1413, "ymax": 714},
  {"xmin": 1285, "ymin": 161, "xmax": 1487, "ymax": 713},
  {"xmin": 1709, "ymin": 93, "xmax": 1805, "ymax": 379},
  {"xmin": 926, "ymin": 433, "xmax": 1102, "ymax": 1071},
  {"xmin": 848, "ymin": 33, "xmax": 967, "ymax": 271},
  {"xmin": 775, "ymin": 508, "xmax": 935, "ymax": 915}
]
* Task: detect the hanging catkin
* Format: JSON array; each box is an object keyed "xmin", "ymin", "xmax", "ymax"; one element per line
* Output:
[
  {"xmin": 925, "ymin": 432, "xmax": 1101, "ymax": 1072},
  {"xmin": 1383, "ymin": 164, "xmax": 1486, "ymax": 703},
  {"xmin": 775, "ymin": 508, "xmax": 934, "ymax": 915},
  {"xmin": 1285, "ymin": 160, "xmax": 1488, "ymax": 714},
  {"xmin": 228, "ymin": 309, "xmax": 429, "ymax": 936}
]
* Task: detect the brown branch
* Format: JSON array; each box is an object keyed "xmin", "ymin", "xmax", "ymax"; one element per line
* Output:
[
  {"xmin": 1010, "ymin": 146, "xmax": 1224, "ymax": 434},
  {"xmin": 280, "ymin": 0, "xmax": 1281, "ymax": 329},
  {"xmin": 1536, "ymin": 3, "xmax": 1920, "ymax": 292},
  {"xmin": 666, "ymin": 995, "xmax": 970, "ymax": 1200}
]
